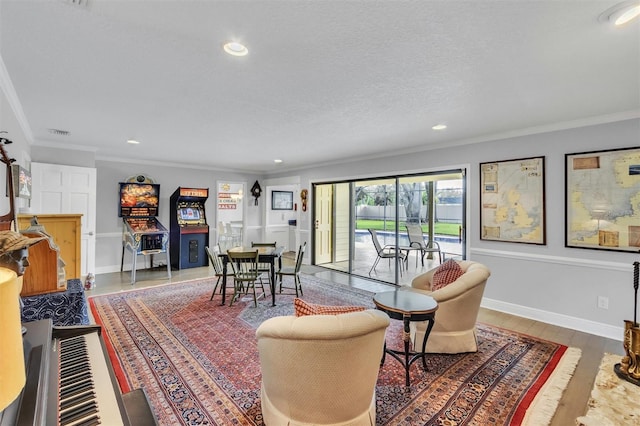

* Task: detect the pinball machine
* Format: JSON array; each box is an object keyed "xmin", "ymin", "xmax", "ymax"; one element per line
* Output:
[
  {"xmin": 169, "ymin": 187, "xmax": 209, "ymax": 269},
  {"xmin": 119, "ymin": 177, "xmax": 171, "ymax": 284}
]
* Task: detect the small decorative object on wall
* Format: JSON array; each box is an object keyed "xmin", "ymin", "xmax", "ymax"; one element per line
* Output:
[
  {"xmin": 565, "ymin": 147, "xmax": 640, "ymax": 252},
  {"xmin": 300, "ymin": 189, "xmax": 308, "ymax": 212},
  {"xmin": 480, "ymin": 156, "xmax": 546, "ymax": 244},
  {"xmin": 250, "ymin": 181, "xmax": 262, "ymax": 206},
  {"xmin": 272, "ymin": 190, "xmax": 293, "ymax": 210},
  {"xmin": 11, "ymin": 165, "xmax": 31, "ymax": 199}
]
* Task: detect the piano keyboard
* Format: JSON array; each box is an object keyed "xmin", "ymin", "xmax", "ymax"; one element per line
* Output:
[{"xmin": 56, "ymin": 333, "xmax": 125, "ymax": 426}]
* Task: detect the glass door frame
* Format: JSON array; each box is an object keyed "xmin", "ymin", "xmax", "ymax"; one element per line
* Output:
[{"xmin": 312, "ymin": 168, "xmax": 466, "ymax": 285}]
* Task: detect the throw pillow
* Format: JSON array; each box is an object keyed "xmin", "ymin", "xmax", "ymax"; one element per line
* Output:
[
  {"xmin": 294, "ymin": 298, "xmax": 366, "ymax": 317},
  {"xmin": 431, "ymin": 259, "xmax": 464, "ymax": 291}
]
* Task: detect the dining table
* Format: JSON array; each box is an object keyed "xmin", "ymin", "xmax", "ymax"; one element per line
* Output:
[{"xmin": 219, "ymin": 245, "xmax": 284, "ymax": 306}]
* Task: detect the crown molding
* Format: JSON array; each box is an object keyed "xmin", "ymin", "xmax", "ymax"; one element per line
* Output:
[{"xmin": 0, "ymin": 54, "xmax": 34, "ymax": 144}]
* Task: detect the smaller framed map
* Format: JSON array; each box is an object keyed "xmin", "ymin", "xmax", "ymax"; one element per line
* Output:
[
  {"xmin": 480, "ymin": 156, "xmax": 546, "ymax": 244},
  {"xmin": 565, "ymin": 146, "xmax": 640, "ymax": 252}
]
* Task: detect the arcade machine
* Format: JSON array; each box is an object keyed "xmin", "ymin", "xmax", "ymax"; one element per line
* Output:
[
  {"xmin": 119, "ymin": 176, "xmax": 171, "ymax": 284},
  {"xmin": 169, "ymin": 187, "xmax": 209, "ymax": 269}
]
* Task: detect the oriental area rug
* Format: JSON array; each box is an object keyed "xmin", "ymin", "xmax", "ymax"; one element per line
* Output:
[{"xmin": 89, "ymin": 275, "xmax": 581, "ymax": 426}]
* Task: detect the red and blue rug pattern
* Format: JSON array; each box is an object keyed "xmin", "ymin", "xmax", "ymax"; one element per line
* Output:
[{"xmin": 89, "ymin": 276, "xmax": 579, "ymax": 425}]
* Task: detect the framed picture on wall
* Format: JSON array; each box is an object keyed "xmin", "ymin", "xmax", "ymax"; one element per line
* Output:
[
  {"xmin": 480, "ymin": 156, "xmax": 546, "ymax": 244},
  {"xmin": 272, "ymin": 190, "xmax": 293, "ymax": 210},
  {"xmin": 11, "ymin": 164, "xmax": 31, "ymax": 199},
  {"xmin": 565, "ymin": 146, "xmax": 640, "ymax": 252}
]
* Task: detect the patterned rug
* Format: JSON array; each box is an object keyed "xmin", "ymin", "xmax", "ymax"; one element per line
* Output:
[{"xmin": 89, "ymin": 275, "xmax": 581, "ymax": 426}]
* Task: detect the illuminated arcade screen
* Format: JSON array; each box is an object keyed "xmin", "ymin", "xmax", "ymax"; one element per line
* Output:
[
  {"xmin": 119, "ymin": 182, "xmax": 160, "ymax": 217},
  {"xmin": 179, "ymin": 207, "xmax": 201, "ymax": 221}
]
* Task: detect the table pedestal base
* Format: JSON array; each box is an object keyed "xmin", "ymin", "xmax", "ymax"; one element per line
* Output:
[{"xmin": 381, "ymin": 313, "xmax": 435, "ymax": 387}]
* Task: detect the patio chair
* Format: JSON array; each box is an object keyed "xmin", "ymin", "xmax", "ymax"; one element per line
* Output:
[
  {"xmin": 367, "ymin": 229, "xmax": 406, "ymax": 277},
  {"xmin": 405, "ymin": 223, "xmax": 442, "ymax": 266}
]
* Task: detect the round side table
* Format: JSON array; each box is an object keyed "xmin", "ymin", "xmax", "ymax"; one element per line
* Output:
[{"xmin": 373, "ymin": 288, "xmax": 438, "ymax": 387}]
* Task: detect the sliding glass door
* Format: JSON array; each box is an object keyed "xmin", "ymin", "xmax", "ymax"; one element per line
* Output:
[
  {"xmin": 354, "ymin": 178, "xmax": 402, "ymax": 282},
  {"xmin": 313, "ymin": 169, "xmax": 465, "ymax": 286}
]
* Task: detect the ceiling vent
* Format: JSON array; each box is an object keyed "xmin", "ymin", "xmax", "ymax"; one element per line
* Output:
[
  {"xmin": 61, "ymin": 0, "xmax": 90, "ymax": 9},
  {"xmin": 48, "ymin": 128, "xmax": 70, "ymax": 136}
]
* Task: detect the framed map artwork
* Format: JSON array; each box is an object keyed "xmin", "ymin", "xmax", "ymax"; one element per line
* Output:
[
  {"xmin": 565, "ymin": 147, "xmax": 640, "ymax": 252},
  {"xmin": 480, "ymin": 156, "xmax": 546, "ymax": 244}
]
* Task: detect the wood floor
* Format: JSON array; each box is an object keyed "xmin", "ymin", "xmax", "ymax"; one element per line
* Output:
[{"xmin": 91, "ymin": 260, "xmax": 624, "ymax": 426}]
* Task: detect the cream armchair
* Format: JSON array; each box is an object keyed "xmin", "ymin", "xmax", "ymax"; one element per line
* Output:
[
  {"xmin": 408, "ymin": 260, "xmax": 490, "ymax": 354},
  {"xmin": 256, "ymin": 309, "xmax": 390, "ymax": 426}
]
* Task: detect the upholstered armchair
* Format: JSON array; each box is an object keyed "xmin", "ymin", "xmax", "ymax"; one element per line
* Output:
[
  {"xmin": 407, "ymin": 260, "xmax": 490, "ymax": 354},
  {"xmin": 256, "ymin": 309, "xmax": 390, "ymax": 425}
]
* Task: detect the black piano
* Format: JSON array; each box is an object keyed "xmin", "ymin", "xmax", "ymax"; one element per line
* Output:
[{"xmin": 0, "ymin": 319, "xmax": 157, "ymax": 426}]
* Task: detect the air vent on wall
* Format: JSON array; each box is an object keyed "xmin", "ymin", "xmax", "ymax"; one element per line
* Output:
[
  {"xmin": 61, "ymin": 0, "xmax": 90, "ymax": 9},
  {"xmin": 48, "ymin": 128, "xmax": 70, "ymax": 136}
]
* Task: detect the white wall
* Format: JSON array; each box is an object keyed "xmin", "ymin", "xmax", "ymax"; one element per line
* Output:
[{"xmin": 268, "ymin": 118, "xmax": 640, "ymax": 340}]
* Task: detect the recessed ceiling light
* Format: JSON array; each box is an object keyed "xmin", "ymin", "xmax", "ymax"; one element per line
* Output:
[
  {"xmin": 274, "ymin": 159, "xmax": 283, "ymax": 164},
  {"xmin": 432, "ymin": 124, "xmax": 447, "ymax": 131},
  {"xmin": 127, "ymin": 139, "xmax": 140, "ymax": 145},
  {"xmin": 223, "ymin": 42, "xmax": 248, "ymax": 57},
  {"xmin": 599, "ymin": 1, "xmax": 640, "ymax": 26}
]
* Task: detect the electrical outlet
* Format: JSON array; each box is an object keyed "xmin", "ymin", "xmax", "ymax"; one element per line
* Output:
[{"xmin": 597, "ymin": 296, "xmax": 609, "ymax": 309}]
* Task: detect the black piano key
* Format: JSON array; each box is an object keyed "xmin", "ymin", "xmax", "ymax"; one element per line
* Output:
[
  {"xmin": 61, "ymin": 357, "xmax": 89, "ymax": 370},
  {"xmin": 72, "ymin": 415, "xmax": 102, "ymax": 426},
  {"xmin": 60, "ymin": 378, "xmax": 94, "ymax": 399},
  {"xmin": 61, "ymin": 348, "xmax": 88, "ymax": 361},
  {"xmin": 60, "ymin": 360, "xmax": 90, "ymax": 378},
  {"xmin": 59, "ymin": 401, "xmax": 98, "ymax": 425},
  {"xmin": 60, "ymin": 335, "xmax": 85, "ymax": 345},
  {"xmin": 60, "ymin": 390, "xmax": 95, "ymax": 411},
  {"xmin": 59, "ymin": 384, "xmax": 96, "ymax": 404},
  {"xmin": 60, "ymin": 375, "xmax": 92, "ymax": 391},
  {"xmin": 60, "ymin": 346, "xmax": 85, "ymax": 357},
  {"xmin": 60, "ymin": 369, "xmax": 89, "ymax": 385},
  {"xmin": 60, "ymin": 339, "xmax": 84, "ymax": 349}
]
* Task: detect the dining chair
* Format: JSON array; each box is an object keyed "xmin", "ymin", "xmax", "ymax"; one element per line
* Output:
[
  {"xmin": 276, "ymin": 242, "xmax": 306, "ymax": 297},
  {"xmin": 227, "ymin": 250, "xmax": 265, "ymax": 307},
  {"xmin": 251, "ymin": 241, "xmax": 277, "ymax": 285},
  {"xmin": 368, "ymin": 229, "xmax": 406, "ymax": 277},
  {"xmin": 405, "ymin": 223, "xmax": 442, "ymax": 266},
  {"xmin": 205, "ymin": 245, "xmax": 234, "ymax": 301}
]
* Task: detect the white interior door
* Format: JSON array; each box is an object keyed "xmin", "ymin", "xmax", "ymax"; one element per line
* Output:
[
  {"xmin": 30, "ymin": 162, "xmax": 96, "ymax": 277},
  {"xmin": 314, "ymin": 184, "xmax": 332, "ymax": 264}
]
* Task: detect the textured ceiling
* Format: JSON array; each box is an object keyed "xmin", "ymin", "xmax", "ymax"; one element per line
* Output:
[{"xmin": 0, "ymin": 0, "xmax": 638, "ymax": 173}]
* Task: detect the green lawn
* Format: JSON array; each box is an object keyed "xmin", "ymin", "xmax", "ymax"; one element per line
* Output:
[{"xmin": 356, "ymin": 220, "xmax": 461, "ymax": 236}]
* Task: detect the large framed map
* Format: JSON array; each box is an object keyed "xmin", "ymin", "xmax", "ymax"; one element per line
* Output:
[
  {"xmin": 480, "ymin": 156, "xmax": 546, "ymax": 244},
  {"xmin": 566, "ymin": 147, "xmax": 640, "ymax": 252}
]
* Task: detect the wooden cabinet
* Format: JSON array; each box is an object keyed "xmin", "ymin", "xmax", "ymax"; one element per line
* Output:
[
  {"xmin": 19, "ymin": 235, "xmax": 65, "ymax": 296},
  {"xmin": 18, "ymin": 214, "xmax": 82, "ymax": 296}
]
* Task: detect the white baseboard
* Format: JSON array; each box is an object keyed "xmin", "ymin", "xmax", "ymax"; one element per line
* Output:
[
  {"xmin": 482, "ymin": 297, "xmax": 623, "ymax": 341},
  {"xmin": 96, "ymin": 264, "xmax": 127, "ymax": 275}
]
